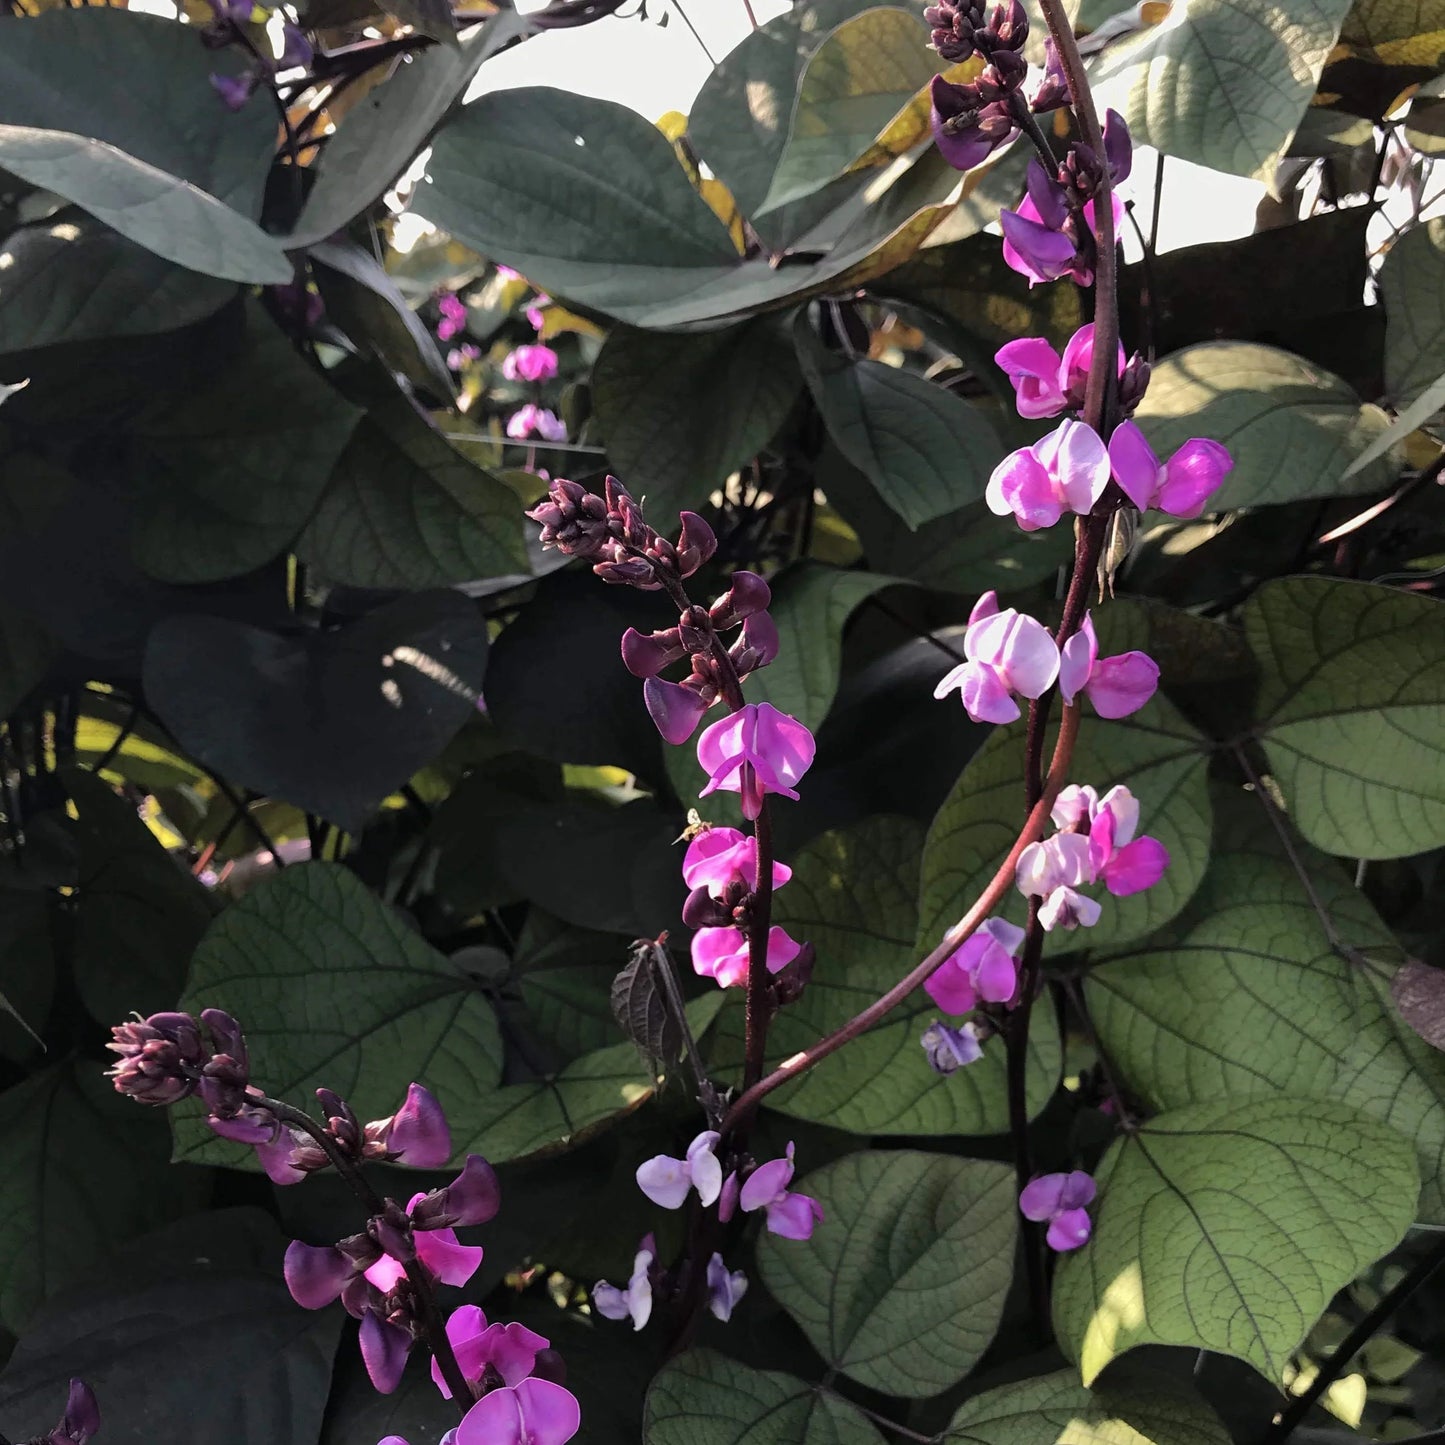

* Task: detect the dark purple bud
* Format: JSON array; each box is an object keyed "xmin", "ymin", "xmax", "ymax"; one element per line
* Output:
[
  {"xmin": 592, "ymin": 557, "xmax": 657, "ymax": 587},
  {"xmin": 987, "ymin": 0, "xmax": 1027, "ymax": 49},
  {"xmin": 531, "ymin": 1349, "xmax": 568, "ymax": 1386},
  {"xmin": 675, "ymin": 511, "xmax": 717, "ymax": 577},
  {"xmin": 923, "ymin": 0, "xmax": 977, "ymax": 60},
  {"xmin": 527, "ymin": 479, "xmax": 614, "ymax": 559},
  {"xmin": 710, "ymin": 570, "xmax": 771, "ymax": 629},
  {"xmin": 48, "ymin": 1378, "xmax": 100, "ymax": 1445},
  {"xmin": 209, "ymin": 71, "xmax": 257, "ymax": 111},
  {"xmin": 983, "ymin": 47, "xmax": 1026, "ymax": 89},
  {"xmin": 771, "ymin": 942, "xmax": 815, "ymax": 1007},
  {"xmin": 677, "ymin": 604, "xmax": 712, "ymax": 655},
  {"xmin": 359, "ymin": 1310, "xmax": 412, "ymax": 1394},
  {"xmin": 732, "ymin": 611, "xmax": 780, "ymax": 674},
  {"xmin": 340, "ymin": 1273, "xmax": 379, "ymax": 1320},
  {"xmin": 411, "ymin": 1153, "xmax": 502, "ymax": 1230},
  {"xmin": 284, "ymin": 1240, "xmax": 354, "ymax": 1310},
  {"xmin": 683, "ymin": 886, "xmax": 733, "ymax": 930},
  {"xmin": 1119, "ymin": 353, "xmax": 1151, "ymax": 414},
  {"xmin": 620, "ymin": 627, "xmax": 686, "ymax": 678},
  {"xmin": 1032, "ymin": 39, "xmax": 1068, "ymax": 112},
  {"xmin": 643, "ymin": 677, "xmax": 708, "ymax": 745},
  {"xmin": 106, "ymin": 1012, "xmax": 206, "ymax": 1105},
  {"xmin": 201, "ymin": 1009, "xmax": 248, "ymax": 1071},
  {"xmin": 383, "ymin": 1082, "xmax": 451, "ymax": 1168}
]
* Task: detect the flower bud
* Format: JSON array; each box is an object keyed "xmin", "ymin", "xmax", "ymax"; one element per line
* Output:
[
  {"xmin": 987, "ymin": 0, "xmax": 1027, "ymax": 49},
  {"xmin": 106, "ymin": 1012, "xmax": 206, "ymax": 1105},
  {"xmin": 643, "ymin": 677, "xmax": 708, "ymax": 745},
  {"xmin": 730, "ymin": 611, "xmax": 780, "ymax": 675},
  {"xmin": 1032, "ymin": 39, "xmax": 1068, "ymax": 112},
  {"xmin": 710, "ymin": 570, "xmax": 771, "ymax": 629},
  {"xmin": 771, "ymin": 941, "xmax": 815, "ymax": 1007},
  {"xmin": 593, "ymin": 557, "xmax": 657, "ymax": 587},
  {"xmin": 675, "ymin": 511, "xmax": 717, "ymax": 577},
  {"xmin": 1119, "ymin": 352, "xmax": 1151, "ymax": 413},
  {"xmin": 410, "ymin": 1154, "xmax": 502, "ymax": 1230}
]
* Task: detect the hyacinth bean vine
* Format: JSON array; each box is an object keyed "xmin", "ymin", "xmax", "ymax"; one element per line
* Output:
[{"xmin": 3, "ymin": 0, "xmax": 1445, "ymax": 1441}]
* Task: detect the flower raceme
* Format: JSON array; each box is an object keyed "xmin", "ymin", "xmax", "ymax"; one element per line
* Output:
[{"xmin": 1020, "ymin": 1171, "xmax": 1096, "ymax": 1251}]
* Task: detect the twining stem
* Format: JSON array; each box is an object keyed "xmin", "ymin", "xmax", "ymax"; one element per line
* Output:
[
  {"xmin": 743, "ymin": 803, "xmax": 776, "ymax": 1093},
  {"xmin": 253, "ymin": 1094, "xmax": 475, "ymax": 1413},
  {"xmin": 1006, "ymin": 899, "xmax": 1050, "ymax": 1334}
]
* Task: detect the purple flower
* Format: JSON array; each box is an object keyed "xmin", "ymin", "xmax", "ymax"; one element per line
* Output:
[
  {"xmin": 682, "ymin": 826, "xmax": 792, "ymax": 897},
  {"xmin": 929, "ymin": 74, "xmax": 1014, "ymax": 172},
  {"xmin": 507, "ymin": 404, "xmax": 566, "ymax": 442},
  {"xmin": 706, "ymin": 1253, "xmax": 749, "ymax": 1322},
  {"xmin": 933, "ymin": 591, "xmax": 1060, "ymax": 724},
  {"xmin": 1057, "ymin": 614, "xmax": 1160, "ymax": 719},
  {"xmin": 410, "ymin": 1154, "xmax": 503, "ymax": 1231},
  {"xmin": 921, "ymin": 1019, "xmax": 984, "ymax": 1074},
  {"xmin": 209, "ymin": 71, "xmax": 257, "ymax": 111},
  {"xmin": 364, "ymin": 1191, "xmax": 484, "ymax": 1293},
  {"xmin": 284, "ymin": 1240, "xmax": 359, "ymax": 1309},
  {"xmin": 986, "ymin": 417, "xmax": 1110, "ymax": 531},
  {"xmin": 360, "ymin": 1310, "xmax": 412, "ymax": 1394},
  {"xmin": 278, "ymin": 22, "xmax": 312, "ymax": 69},
  {"xmin": 642, "ymin": 677, "xmax": 708, "ymax": 745},
  {"xmin": 455, "ymin": 1378, "xmax": 580, "ymax": 1445},
  {"xmin": 691, "ymin": 925, "xmax": 801, "ymax": 989},
  {"xmin": 1000, "ymin": 158, "xmax": 1126, "ymax": 288},
  {"xmin": 696, "ymin": 702, "xmax": 816, "ymax": 819},
  {"xmin": 1107, "ymin": 420, "xmax": 1233, "ymax": 518},
  {"xmin": 503, "ymin": 344, "xmax": 560, "ymax": 383},
  {"xmin": 739, "ymin": 1142, "xmax": 824, "ymax": 1240},
  {"xmin": 431, "ymin": 1305, "xmax": 551, "ymax": 1396},
  {"xmin": 923, "ymin": 917, "xmax": 1025, "ymax": 1013},
  {"xmin": 593, "ymin": 1237, "xmax": 655, "ymax": 1330},
  {"xmin": 380, "ymin": 1081, "xmax": 452, "ymax": 1167},
  {"xmin": 46, "ymin": 1380, "xmax": 100, "ymax": 1445},
  {"xmin": 994, "ymin": 323, "xmax": 1124, "ymax": 420},
  {"xmin": 636, "ymin": 1129, "xmax": 723, "ymax": 1208},
  {"xmin": 1020, "ymin": 1170, "xmax": 1096, "ymax": 1251},
  {"xmin": 1103, "ymin": 107, "xmax": 1133, "ymax": 184},
  {"xmin": 436, "ymin": 293, "xmax": 467, "ymax": 342}
]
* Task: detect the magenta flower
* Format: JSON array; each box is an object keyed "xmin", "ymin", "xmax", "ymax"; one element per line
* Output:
[
  {"xmin": 436, "ymin": 292, "xmax": 467, "ymax": 342},
  {"xmin": 999, "ymin": 161, "xmax": 1079, "ymax": 286},
  {"xmin": 525, "ymin": 293, "xmax": 551, "ymax": 330},
  {"xmin": 1015, "ymin": 832, "xmax": 1100, "ymax": 932},
  {"xmin": 691, "ymin": 924, "xmax": 801, "ymax": 989},
  {"xmin": 454, "ymin": 1377, "xmax": 580, "ymax": 1445},
  {"xmin": 924, "ymin": 916, "xmax": 1025, "ymax": 1013},
  {"xmin": 431, "ymin": 1305, "xmax": 551, "ymax": 1396},
  {"xmin": 921, "ymin": 1019, "xmax": 984, "ymax": 1074},
  {"xmin": 1064, "ymin": 784, "xmax": 1171, "ymax": 896},
  {"xmin": 933, "ymin": 591, "xmax": 1060, "ymax": 724},
  {"xmin": 707, "ymin": 1253, "xmax": 749, "ymax": 1322},
  {"xmin": 994, "ymin": 323, "xmax": 1124, "ymax": 419},
  {"xmin": 364, "ymin": 1191, "xmax": 484, "ymax": 1293},
  {"xmin": 381, "ymin": 1081, "xmax": 452, "ymax": 1167},
  {"xmin": 1020, "ymin": 1170, "xmax": 1096, "ymax": 1252},
  {"xmin": 986, "ymin": 418, "xmax": 1111, "ymax": 531},
  {"xmin": 739, "ymin": 1142, "xmax": 824, "ymax": 1240},
  {"xmin": 1107, "ymin": 419, "xmax": 1233, "ymax": 518},
  {"xmin": 696, "ymin": 702, "xmax": 816, "ymax": 819},
  {"xmin": 507, "ymin": 404, "xmax": 567, "ymax": 442},
  {"xmin": 636, "ymin": 1129, "xmax": 723, "ymax": 1208},
  {"xmin": 682, "ymin": 827, "xmax": 792, "ymax": 897},
  {"xmin": 284, "ymin": 1239, "xmax": 356, "ymax": 1309},
  {"xmin": 593, "ymin": 1237, "xmax": 655, "ymax": 1330},
  {"xmin": 1057, "ymin": 615, "xmax": 1160, "ymax": 719},
  {"xmin": 502, "ymin": 344, "xmax": 560, "ymax": 383}
]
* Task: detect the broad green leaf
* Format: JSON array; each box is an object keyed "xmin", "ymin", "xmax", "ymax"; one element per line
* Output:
[
  {"xmin": 1052, "ymin": 1096, "xmax": 1418, "ymax": 1383},
  {"xmin": 710, "ymin": 817, "xmax": 1061, "ymax": 1133},
  {"xmin": 944, "ymin": 1371, "xmax": 1232, "ymax": 1444},
  {"xmin": 1132, "ymin": 343, "xmax": 1394, "ymax": 511},
  {"xmin": 1379, "ymin": 217, "xmax": 1445, "ymax": 406},
  {"xmin": 591, "ymin": 316, "xmax": 803, "ymax": 520},
  {"xmin": 797, "ymin": 318, "xmax": 1001, "ymax": 528},
  {"xmin": 1341, "ymin": 365, "xmax": 1445, "ymax": 479},
  {"xmin": 918, "ymin": 695, "xmax": 1213, "ymax": 956},
  {"xmin": 1088, "ymin": 0, "xmax": 1356, "ymax": 179},
  {"xmin": 759, "ymin": 8, "xmax": 939, "ymax": 215},
  {"xmin": 645, "ymin": 1350, "xmax": 885, "ymax": 1445},
  {"xmin": 0, "ymin": 124, "xmax": 292, "ymax": 285},
  {"xmin": 1243, "ymin": 575, "xmax": 1445, "ymax": 857},
  {"xmin": 128, "ymin": 306, "xmax": 363, "ymax": 582},
  {"xmin": 758, "ymin": 1150, "xmax": 1015, "ymax": 1395},
  {"xmin": 0, "ymin": 208, "xmax": 234, "ymax": 355},
  {"xmin": 296, "ymin": 395, "xmax": 526, "ymax": 588},
  {"xmin": 288, "ymin": 9, "xmax": 531, "ymax": 247},
  {"xmin": 1338, "ymin": 0, "xmax": 1445, "ymax": 67},
  {"xmin": 0, "ymin": 1061, "xmax": 202, "ymax": 1333},
  {"xmin": 1088, "ymin": 791, "xmax": 1445, "ymax": 1220},
  {"xmin": 173, "ymin": 861, "xmax": 503, "ymax": 1167}
]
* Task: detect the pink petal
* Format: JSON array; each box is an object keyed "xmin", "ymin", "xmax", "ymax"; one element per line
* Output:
[
  {"xmin": 456, "ymin": 1386, "xmax": 525, "ymax": 1445},
  {"xmin": 434, "ymin": 1305, "xmax": 489, "ymax": 1397},
  {"xmin": 739, "ymin": 1150, "xmax": 794, "ymax": 1213},
  {"xmin": 364, "ymin": 1254, "xmax": 406, "ymax": 1293},
  {"xmin": 970, "ymin": 940, "xmax": 1018, "ymax": 1004},
  {"xmin": 766, "ymin": 1192, "xmax": 823, "ymax": 1240},
  {"xmin": 1047, "ymin": 1207, "xmax": 1092, "ymax": 1252},
  {"xmin": 1096, "ymin": 785, "xmax": 1140, "ymax": 846},
  {"xmin": 751, "ymin": 703, "xmax": 817, "ymax": 789},
  {"xmin": 981, "ymin": 917, "xmax": 1027, "ymax": 954},
  {"xmin": 968, "ymin": 589, "xmax": 1001, "ymax": 627},
  {"xmin": 1107, "ymin": 419, "xmax": 1162, "ymax": 511},
  {"xmin": 1102, "ymin": 836, "xmax": 1170, "ymax": 896},
  {"xmin": 283, "ymin": 1241, "xmax": 351, "ymax": 1310},
  {"xmin": 1059, "ymin": 1170, "xmax": 1097, "ymax": 1209},
  {"xmin": 997, "ymin": 613, "xmax": 1060, "ymax": 698},
  {"xmin": 415, "ymin": 1229, "xmax": 483, "ymax": 1287},
  {"xmin": 681, "ymin": 827, "xmax": 749, "ymax": 893},
  {"xmin": 1087, "ymin": 651, "xmax": 1159, "ymax": 718},
  {"xmin": 1051, "ymin": 784, "xmax": 1099, "ymax": 832},
  {"xmin": 1038, "ymin": 885, "xmax": 1102, "ymax": 931},
  {"xmin": 1000, "ymin": 209, "xmax": 1077, "ymax": 286},
  {"xmin": 1019, "ymin": 1173, "xmax": 1065, "ymax": 1220},
  {"xmin": 961, "ymin": 662, "xmax": 1021, "ymax": 725},
  {"xmin": 932, "ymin": 660, "xmax": 972, "ymax": 702},
  {"xmin": 994, "ymin": 336, "xmax": 1067, "ymax": 418},
  {"xmin": 690, "ymin": 927, "xmax": 750, "ymax": 988},
  {"xmin": 1042, "ymin": 417, "xmax": 1111, "ymax": 515},
  {"xmin": 515, "ymin": 1378, "xmax": 583, "ymax": 1445},
  {"xmin": 643, "ymin": 677, "xmax": 707, "ymax": 745},
  {"xmin": 387, "ymin": 1082, "xmax": 451, "ymax": 1168},
  {"xmin": 1157, "ymin": 438, "xmax": 1233, "ymax": 518},
  {"xmin": 359, "ymin": 1312, "xmax": 411, "ymax": 1395},
  {"xmin": 1058, "ymin": 614, "xmax": 1098, "ymax": 704},
  {"xmin": 923, "ymin": 955, "xmax": 980, "ymax": 1015},
  {"xmin": 765, "ymin": 925, "xmax": 802, "ymax": 973},
  {"xmin": 987, "ymin": 448, "xmax": 1062, "ymax": 531},
  {"xmin": 255, "ymin": 1131, "xmax": 307, "ymax": 1186},
  {"xmin": 636, "ymin": 1154, "xmax": 692, "ymax": 1209}
]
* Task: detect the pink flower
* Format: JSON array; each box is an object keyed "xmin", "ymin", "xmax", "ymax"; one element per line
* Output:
[
  {"xmin": 1015, "ymin": 832, "xmax": 1100, "ymax": 932},
  {"xmin": 525, "ymin": 293, "xmax": 551, "ymax": 330},
  {"xmin": 593, "ymin": 1237, "xmax": 654, "ymax": 1330},
  {"xmin": 502, "ymin": 345, "xmax": 559, "ymax": 383},
  {"xmin": 455, "ymin": 1377, "xmax": 581, "ymax": 1445},
  {"xmin": 1076, "ymin": 784, "xmax": 1171, "ymax": 896},
  {"xmin": 739, "ymin": 1142, "xmax": 823, "ymax": 1240},
  {"xmin": 933, "ymin": 591, "xmax": 1060, "ymax": 724},
  {"xmin": 380, "ymin": 1081, "xmax": 452, "ymax": 1168},
  {"xmin": 436, "ymin": 292, "xmax": 467, "ymax": 342},
  {"xmin": 506, "ymin": 404, "xmax": 566, "ymax": 442},
  {"xmin": 431, "ymin": 1305, "xmax": 550, "ymax": 1397},
  {"xmin": 994, "ymin": 324, "xmax": 1125, "ymax": 419},
  {"xmin": 1020, "ymin": 1170, "xmax": 1096, "ymax": 1252},
  {"xmin": 707, "ymin": 1253, "xmax": 749, "ymax": 1322},
  {"xmin": 1057, "ymin": 614, "xmax": 1160, "ymax": 719},
  {"xmin": 924, "ymin": 917, "xmax": 1025, "ymax": 1013},
  {"xmin": 636, "ymin": 1130, "xmax": 723, "ymax": 1209},
  {"xmin": 696, "ymin": 702, "xmax": 815, "ymax": 819},
  {"xmin": 364, "ymin": 1191, "xmax": 484, "ymax": 1293},
  {"xmin": 986, "ymin": 418, "xmax": 1111, "ymax": 531},
  {"xmin": 691, "ymin": 925, "xmax": 801, "ymax": 988},
  {"xmin": 682, "ymin": 827, "xmax": 792, "ymax": 897},
  {"xmin": 1107, "ymin": 420, "xmax": 1233, "ymax": 518}
]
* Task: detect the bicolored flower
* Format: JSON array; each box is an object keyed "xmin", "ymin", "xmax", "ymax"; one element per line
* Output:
[
  {"xmin": 986, "ymin": 418, "xmax": 1111, "ymax": 531},
  {"xmin": 923, "ymin": 917, "xmax": 1025, "ymax": 1014},
  {"xmin": 1057, "ymin": 615, "xmax": 1159, "ymax": 719},
  {"xmin": 1107, "ymin": 419, "xmax": 1233, "ymax": 519},
  {"xmin": 1057, "ymin": 784, "xmax": 1170, "ymax": 896},
  {"xmin": 921, "ymin": 1019, "xmax": 984, "ymax": 1074},
  {"xmin": 636, "ymin": 1130, "xmax": 724, "ymax": 1209},
  {"xmin": 994, "ymin": 323, "xmax": 1124, "ymax": 419},
  {"xmin": 507, "ymin": 404, "xmax": 567, "ymax": 442},
  {"xmin": 1019, "ymin": 1170, "xmax": 1095, "ymax": 1252},
  {"xmin": 933, "ymin": 592, "xmax": 1059, "ymax": 724},
  {"xmin": 682, "ymin": 827, "xmax": 792, "ymax": 897},
  {"xmin": 1016, "ymin": 831, "xmax": 1100, "ymax": 932},
  {"xmin": 697, "ymin": 703, "xmax": 816, "ymax": 819},
  {"xmin": 364, "ymin": 1192, "xmax": 484, "ymax": 1293},
  {"xmin": 691, "ymin": 925, "xmax": 802, "ymax": 989},
  {"xmin": 739, "ymin": 1143, "xmax": 823, "ymax": 1240}
]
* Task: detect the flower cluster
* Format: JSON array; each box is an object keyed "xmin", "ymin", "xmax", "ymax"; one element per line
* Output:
[{"xmin": 925, "ymin": 0, "xmax": 1029, "ymax": 172}]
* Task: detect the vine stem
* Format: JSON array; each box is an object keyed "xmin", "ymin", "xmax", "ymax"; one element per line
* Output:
[
  {"xmin": 1007, "ymin": 900, "xmax": 1050, "ymax": 1334},
  {"xmin": 252, "ymin": 1094, "xmax": 475, "ymax": 1413}
]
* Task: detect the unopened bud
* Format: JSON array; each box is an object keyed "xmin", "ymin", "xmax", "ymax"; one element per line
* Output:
[
  {"xmin": 592, "ymin": 556, "xmax": 657, "ymax": 587},
  {"xmin": 771, "ymin": 941, "xmax": 815, "ymax": 1006},
  {"xmin": 710, "ymin": 569, "xmax": 771, "ymax": 629},
  {"xmin": 1118, "ymin": 353, "xmax": 1151, "ymax": 414},
  {"xmin": 675, "ymin": 511, "xmax": 717, "ymax": 577},
  {"xmin": 988, "ymin": 0, "xmax": 1027, "ymax": 48}
]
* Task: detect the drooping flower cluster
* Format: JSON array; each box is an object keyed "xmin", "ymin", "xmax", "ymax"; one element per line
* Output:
[{"xmin": 1020, "ymin": 1171, "xmax": 1096, "ymax": 1251}]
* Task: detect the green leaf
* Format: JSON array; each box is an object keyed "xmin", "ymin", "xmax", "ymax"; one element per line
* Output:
[
  {"xmin": 1132, "ymin": 343, "xmax": 1395, "ymax": 511},
  {"xmin": 1052, "ymin": 1096, "xmax": 1418, "ymax": 1383},
  {"xmin": 797, "ymin": 317, "xmax": 1001, "ymax": 528},
  {"xmin": 1341, "ymin": 365, "xmax": 1445, "ymax": 480},
  {"xmin": 173, "ymin": 861, "xmax": 503, "ymax": 1167},
  {"xmin": 918, "ymin": 694, "xmax": 1213, "ymax": 956},
  {"xmin": 0, "ymin": 1060, "xmax": 203, "ymax": 1333},
  {"xmin": 1088, "ymin": 0, "xmax": 1356, "ymax": 179},
  {"xmin": 0, "ymin": 208, "xmax": 235, "ymax": 355},
  {"xmin": 591, "ymin": 316, "xmax": 803, "ymax": 520},
  {"xmin": 1338, "ymin": 0, "xmax": 1445, "ymax": 64},
  {"xmin": 1088, "ymin": 790, "xmax": 1445, "ymax": 1221},
  {"xmin": 645, "ymin": 1350, "xmax": 885, "ymax": 1445},
  {"xmin": 1243, "ymin": 575, "xmax": 1445, "ymax": 857},
  {"xmin": 1379, "ymin": 217, "xmax": 1445, "ymax": 406},
  {"xmin": 711, "ymin": 817, "xmax": 1061, "ymax": 1133},
  {"xmin": 296, "ymin": 394, "xmax": 527, "ymax": 588},
  {"xmin": 287, "ymin": 9, "xmax": 531, "ymax": 248},
  {"xmin": 758, "ymin": 1150, "xmax": 1016, "ymax": 1395},
  {"xmin": 128, "ymin": 306, "xmax": 363, "ymax": 583},
  {"xmin": 759, "ymin": 8, "xmax": 938, "ymax": 215},
  {"xmin": 0, "ymin": 124, "xmax": 292, "ymax": 286},
  {"xmin": 944, "ymin": 1371, "xmax": 1232, "ymax": 1444}
]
